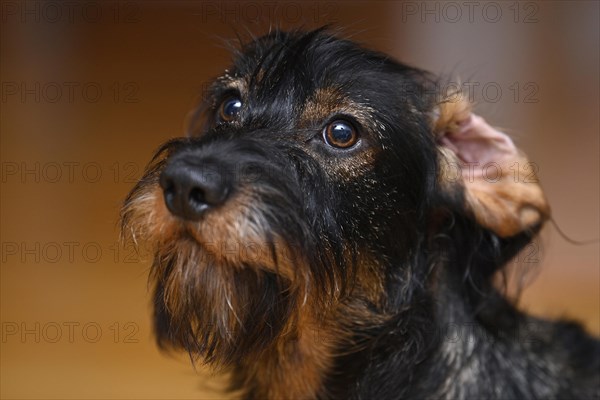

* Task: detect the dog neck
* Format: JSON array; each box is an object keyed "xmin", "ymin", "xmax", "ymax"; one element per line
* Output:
[{"xmin": 230, "ymin": 244, "xmax": 528, "ymax": 399}]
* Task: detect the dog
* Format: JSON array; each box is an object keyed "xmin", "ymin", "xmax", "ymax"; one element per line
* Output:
[{"xmin": 121, "ymin": 28, "xmax": 600, "ymax": 399}]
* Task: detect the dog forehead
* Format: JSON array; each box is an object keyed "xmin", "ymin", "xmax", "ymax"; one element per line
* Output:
[{"xmin": 229, "ymin": 31, "xmax": 403, "ymax": 100}]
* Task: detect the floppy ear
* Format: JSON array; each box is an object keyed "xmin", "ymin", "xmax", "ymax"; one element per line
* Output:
[{"xmin": 433, "ymin": 99, "xmax": 550, "ymax": 238}]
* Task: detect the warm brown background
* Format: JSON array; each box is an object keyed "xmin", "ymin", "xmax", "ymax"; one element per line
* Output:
[{"xmin": 1, "ymin": 1, "xmax": 598, "ymax": 399}]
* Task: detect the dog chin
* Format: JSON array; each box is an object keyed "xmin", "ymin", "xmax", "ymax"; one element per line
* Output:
[{"xmin": 152, "ymin": 246, "xmax": 297, "ymax": 366}]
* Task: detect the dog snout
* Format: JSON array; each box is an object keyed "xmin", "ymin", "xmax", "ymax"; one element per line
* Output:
[{"xmin": 159, "ymin": 158, "xmax": 232, "ymax": 221}]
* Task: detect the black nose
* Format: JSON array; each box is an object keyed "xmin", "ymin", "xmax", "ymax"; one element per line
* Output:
[{"xmin": 159, "ymin": 160, "xmax": 231, "ymax": 221}]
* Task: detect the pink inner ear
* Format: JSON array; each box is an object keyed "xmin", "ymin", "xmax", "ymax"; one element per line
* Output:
[
  {"xmin": 437, "ymin": 113, "xmax": 550, "ymax": 237},
  {"xmin": 439, "ymin": 114, "xmax": 517, "ymax": 172}
]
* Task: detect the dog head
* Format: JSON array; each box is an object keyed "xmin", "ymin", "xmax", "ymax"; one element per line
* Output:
[{"xmin": 121, "ymin": 28, "xmax": 550, "ymax": 367}]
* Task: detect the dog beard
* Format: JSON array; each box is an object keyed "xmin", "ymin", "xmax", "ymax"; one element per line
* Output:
[{"xmin": 151, "ymin": 243, "xmax": 297, "ymax": 366}]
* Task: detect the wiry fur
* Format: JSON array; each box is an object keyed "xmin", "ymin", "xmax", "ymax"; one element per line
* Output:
[{"xmin": 122, "ymin": 28, "xmax": 600, "ymax": 399}]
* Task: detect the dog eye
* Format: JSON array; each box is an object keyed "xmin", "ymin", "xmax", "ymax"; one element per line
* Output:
[
  {"xmin": 323, "ymin": 120, "xmax": 359, "ymax": 149},
  {"xmin": 218, "ymin": 97, "xmax": 242, "ymax": 122}
]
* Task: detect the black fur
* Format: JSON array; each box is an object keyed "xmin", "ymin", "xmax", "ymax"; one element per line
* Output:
[{"xmin": 123, "ymin": 28, "xmax": 600, "ymax": 399}]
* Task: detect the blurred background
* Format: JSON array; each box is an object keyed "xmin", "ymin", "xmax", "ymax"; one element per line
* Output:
[{"xmin": 1, "ymin": 1, "xmax": 598, "ymax": 398}]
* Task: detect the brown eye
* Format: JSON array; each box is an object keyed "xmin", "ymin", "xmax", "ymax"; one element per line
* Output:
[
  {"xmin": 218, "ymin": 97, "xmax": 242, "ymax": 122},
  {"xmin": 323, "ymin": 120, "xmax": 359, "ymax": 149}
]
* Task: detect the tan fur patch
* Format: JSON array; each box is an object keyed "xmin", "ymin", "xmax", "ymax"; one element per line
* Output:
[
  {"xmin": 433, "ymin": 97, "xmax": 472, "ymax": 137},
  {"xmin": 300, "ymin": 87, "xmax": 348, "ymax": 125},
  {"xmin": 240, "ymin": 309, "xmax": 338, "ymax": 399}
]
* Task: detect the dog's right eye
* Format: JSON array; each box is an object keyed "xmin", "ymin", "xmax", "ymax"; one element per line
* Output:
[
  {"xmin": 323, "ymin": 120, "xmax": 359, "ymax": 149},
  {"xmin": 218, "ymin": 97, "xmax": 242, "ymax": 122}
]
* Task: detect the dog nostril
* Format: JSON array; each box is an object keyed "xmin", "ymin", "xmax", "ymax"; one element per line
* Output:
[{"xmin": 189, "ymin": 187, "xmax": 206, "ymax": 207}]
